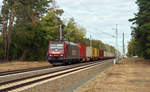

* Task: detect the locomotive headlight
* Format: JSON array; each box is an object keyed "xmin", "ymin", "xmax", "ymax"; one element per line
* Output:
[
  {"xmin": 60, "ymin": 54, "xmax": 63, "ymax": 56},
  {"xmin": 49, "ymin": 54, "xmax": 52, "ymax": 56}
]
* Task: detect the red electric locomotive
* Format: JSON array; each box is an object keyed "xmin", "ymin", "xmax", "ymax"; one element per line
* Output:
[{"xmin": 48, "ymin": 41, "xmax": 80, "ymax": 65}]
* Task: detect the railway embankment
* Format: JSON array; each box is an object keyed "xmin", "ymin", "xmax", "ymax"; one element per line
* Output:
[
  {"xmin": 75, "ymin": 58, "xmax": 150, "ymax": 92},
  {"xmin": 0, "ymin": 61, "xmax": 50, "ymax": 72}
]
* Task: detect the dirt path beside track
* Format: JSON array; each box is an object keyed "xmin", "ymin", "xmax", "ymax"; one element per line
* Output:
[
  {"xmin": 75, "ymin": 58, "xmax": 150, "ymax": 92},
  {"xmin": 0, "ymin": 61, "xmax": 50, "ymax": 72}
]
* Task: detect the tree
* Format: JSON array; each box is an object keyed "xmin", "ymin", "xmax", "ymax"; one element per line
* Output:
[
  {"xmin": 11, "ymin": 0, "xmax": 52, "ymax": 61},
  {"xmin": 1, "ymin": 0, "xmax": 52, "ymax": 61},
  {"xmin": 129, "ymin": 0, "xmax": 150, "ymax": 59},
  {"xmin": 0, "ymin": 15, "xmax": 2, "ymax": 32},
  {"xmin": 0, "ymin": 34, "xmax": 4, "ymax": 60},
  {"xmin": 1, "ymin": 0, "xmax": 9, "ymax": 60},
  {"xmin": 127, "ymin": 38, "xmax": 137, "ymax": 57},
  {"xmin": 64, "ymin": 18, "xmax": 86, "ymax": 43}
]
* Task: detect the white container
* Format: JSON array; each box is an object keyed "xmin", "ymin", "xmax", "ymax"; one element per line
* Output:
[
  {"xmin": 104, "ymin": 51, "xmax": 107, "ymax": 57},
  {"xmin": 86, "ymin": 47, "xmax": 92, "ymax": 57}
]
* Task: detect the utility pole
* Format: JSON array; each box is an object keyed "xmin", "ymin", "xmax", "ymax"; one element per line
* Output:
[
  {"xmin": 122, "ymin": 32, "xmax": 125, "ymax": 58},
  {"xmin": 90, "ymin": 35, "xmax": 92, "ymax": 48},
  {"xmin": 59, "ymin": 25, "xmax": 62, "ymax": 41},
  {"xmin": 115, "ymin": 24, "xmax": 119, "ymax": 61}
]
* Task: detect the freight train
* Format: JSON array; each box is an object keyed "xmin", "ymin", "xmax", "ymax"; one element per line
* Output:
[{"xmin": 48, "ymin": 41, "xmax": 115, "ymax": 65}]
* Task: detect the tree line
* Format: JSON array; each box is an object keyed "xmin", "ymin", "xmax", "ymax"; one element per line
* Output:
[
  {"xmin": 128, "ymin": 0, "xmax": 150, "ymax": 59},
  {"xmin": 0, "ymin": 0, "xmax": 117, "ymax": 61}
]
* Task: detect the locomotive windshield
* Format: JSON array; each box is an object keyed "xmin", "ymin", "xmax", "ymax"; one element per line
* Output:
[{"xmin": 50, "ymin": 44, "xmax": 64, "ymax": 49}]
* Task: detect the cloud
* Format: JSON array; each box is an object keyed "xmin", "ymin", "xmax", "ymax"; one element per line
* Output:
[
  {"xmin": 57, "ymin": 0, "xmax": 138, "ymax": 53},
  {"xmin": 0, "ymin": 1, "xmax": 2, "ymax": 11}
]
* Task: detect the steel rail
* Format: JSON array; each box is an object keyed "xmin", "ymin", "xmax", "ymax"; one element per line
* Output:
[{"xmin": 0, "ymin": 66, "xmax": 53, "ymax": 76}]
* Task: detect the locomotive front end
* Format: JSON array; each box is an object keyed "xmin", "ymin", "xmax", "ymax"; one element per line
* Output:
[{"xmin": 48, "ymin": 41, "xmax": 65, "ymax": 65}]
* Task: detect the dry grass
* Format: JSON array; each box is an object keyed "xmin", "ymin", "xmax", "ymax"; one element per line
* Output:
[
  {"xmin": 75, "ymin": 58, "xmax": 150, "ymax": 92},
  {"xmin": 0, "ymin": 61, "xmax": 51, "ymax": 72}
]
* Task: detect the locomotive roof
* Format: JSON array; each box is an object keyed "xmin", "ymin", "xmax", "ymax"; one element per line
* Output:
[{"xmin": 50, "ymin": 41, "xmax": 78, "ymax": 46}]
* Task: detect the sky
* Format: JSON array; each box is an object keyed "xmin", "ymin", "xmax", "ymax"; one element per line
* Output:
[
  {"xmin": 0, "ymin": 0, "xmax": 138, "ymax": 54},
  {"xmin": 57, "ymin": 0, "xmax": 138, "ymax": 54}
]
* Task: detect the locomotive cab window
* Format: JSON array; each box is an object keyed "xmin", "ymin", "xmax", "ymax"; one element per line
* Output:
[{"xmin": 50, "ymin": 44, "xmax": 64, "ymax": 49}]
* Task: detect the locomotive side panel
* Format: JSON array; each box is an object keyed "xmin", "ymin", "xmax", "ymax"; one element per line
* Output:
[{"xmin": 66, "ymin": 42, "xmax": 80, "ymax": 60}]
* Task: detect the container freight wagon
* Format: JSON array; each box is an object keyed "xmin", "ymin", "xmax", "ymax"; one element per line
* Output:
[
  {"xmin": 86, "ymin": 47, "xmax": 92, "ymax": 61},
  {"xmin": 104, "ymin": 51, "xmax": 110, "ymax": 59},
  {"xmin": 109, "ymin": 52, "xmax": 116, "ymax": 59},
  {"xmin": 48, "ymin": 41, "xmax": 80, "ymax": 65},
  {"xmin": 78, "ymin": 43, "xmax": 86, "ymax": 62},
  {"xmin": 91, "ymin": 47, "xmax": 95, "ymax": 60},
  {"xmin": 95, "ymin": 48, "xmax": 99, "ymax": 60},
  {"xmin": 91, "ymin": 48, "xmax": 99, "ymax": 60},
  {"xmin": 112, "ymin": 53, "xmax": 116, "ymax": 58},
  {"xmin": 99, "ymin": 50, "xmax": 104, "ymax": 59},
  {"xmin": 104, "ymin": 51, "xmax": 115, "ymax": 59}
]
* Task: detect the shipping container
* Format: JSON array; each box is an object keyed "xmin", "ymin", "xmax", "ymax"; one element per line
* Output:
[
  {"xmin": 95, "ymin": 48, "xmax": 99, "ymax": 57},
  {"xmin": 78, "ymin": 43, "xmax": 86, "ymax": 62},
  {"xmin": 99, "ymin": 49, "xmax": 104, "ymax": 58},
  {"xmin": 104, "ymin": 51, "xmax": 116, "ymax": 59},
  {"xmin": 86, "ymin": 47, "xmax": 92, "ymax": 57},
  {"xmin": 91, "ymin": 48, "xmax": 99, "ymax": 60},
  {"xmin": 91, "ymin": 47, "xmax": 95, "ymax": 58},
  {"xmin": 78, "ymin": 43, "xmax": 86, "ymax": 58},
  {"xmin": 104, "ymin": 51, "xmax": 108, "ymax": 57}
]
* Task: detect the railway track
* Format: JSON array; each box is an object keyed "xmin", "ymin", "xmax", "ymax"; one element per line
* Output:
[
  {"xmin": 0, "ymin": 60, "xmax": 110, "ymax": 92},
  {"xmin": 0, "ymin": 66, "xmax": 53, "ymax": 76},
  {"xmin": 0, "ymin": 61, "xmax": 97, "ymax": 77}
]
